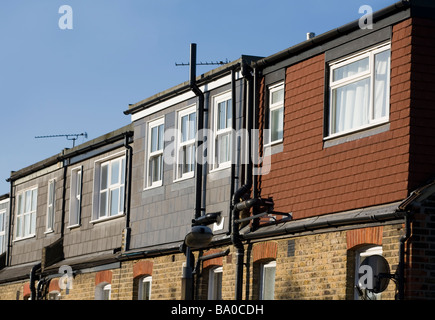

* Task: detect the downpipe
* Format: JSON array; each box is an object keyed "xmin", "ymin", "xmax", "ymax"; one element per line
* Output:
[
  {"xmin": 30, "ymin": 262, "xmax": 41, "ymax": 300},
  {"xmin": 231, "ymin": 61, "xmax": 254, "ymax": 300},
  {"xmin": 398, "ymin": 211, "xmax": 411, "ymax": 300}
]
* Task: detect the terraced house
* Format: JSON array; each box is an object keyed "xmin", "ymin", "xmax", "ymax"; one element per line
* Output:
[{"xmin": 0, "ymin": 0, "xmax": 435, "ymax": 300}]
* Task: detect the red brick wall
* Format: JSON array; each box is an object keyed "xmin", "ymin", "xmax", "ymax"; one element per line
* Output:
[
  {"xmin": 347, "ymin": 226, "xmax": 383, "ymax": 250},
  {"xmin": 409, "ymin": 17, "xmax": 435, "ymax": 190},
  {"xmin": 260, "ymin": 19, "xmax": 413, "ymax": 220}
]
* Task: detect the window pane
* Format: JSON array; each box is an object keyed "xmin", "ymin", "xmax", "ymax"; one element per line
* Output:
[
  {"xmin": 17, "ymin": 194, "xmax": 23, "ymax": 215},
  {"xmin": 144, "ymin": 282, "xmax": 151, "ymax": 300},
  {"xmin": 119, "ymin": 185, "xmax": 124, "ymax": 213},
  {"xmin": 121, "ymin": 157, "xmax": 125, "ymax": 185},
  {"xmin": 262, "ymin": 265, "xmax": 276, "ymax": 300},
  {"xmin": 111, "ymin": 160, "xmax": 120, "ymax": 185},
  {"xmin": 24, "ymin": 213, "xmax": 30, "ymax": 236},
  {"xmin": 110, "ymin": 188, "xmax": 119, "ymax": 216},
  {"xmin": 0, "ymin": 212, "xmax": 3, "ymax": 232},
  {"xmin": 100, "ymin": 191, "xmax": 107, "ymax": 217},
  {"xmin": 151, "ymin": 126, "xmax": 158, "ymax": 152},
  {"xmin": 226, "ymin": 99, "xmax": 232, "ymax": 129},
  {"xmin": 99, "ymin": 165, "xmax": 107, "ymax": 190},
  {"xmin": 25, "ymin": 190, "xmax": 31, "ymax": 213},
  {"xmin": 218, "ymin": 134, "xmax": 230, "ymax": 164},
  {"xmin": 47, "ymin": 206, "xmax": 54, "ymax": 229},
  {"xmin": 189, "ymin": 112, "xmax": 196, "ymax": 140},
  {"xmin": 333, "ymin": 57, "xmax": 369, "ymax": 81},
  {"xmin": 150, "ymin": 155, "xmax": 162, "ymax": 183},
  {"xmin": 271, "ymin": 107, "xmax": 283, "ymax": 142},
  {"xmin": 181, "ymin": 115, "xmax": 188, "ymax": 142},
  {"xmin": 271, "ymin": 88, "xmax": 284, "ymax": 105},
  {"xmin": 332, "ymin": 77, "xmax": 370, "ymax": 134},
  {"xmin": 0, "ymin": 235, "xmax": 4, "ymax": 253},
  {"xmin": 31, "ymin": 189, "xmax": 37, "ymax": 212},
  {"xmin": 374, "ymin": 50, "xmax": 390, "ymax": 119},
  {"xmin": 76, "ymin": 171, "xmax": 82, "ymax": 196},
  {"xmin": 218, "ymin": 102, "xmax": 226, "ymax": 130},
  {"xmin": 48, "ymin": 182, "xmax": 54, "ymax": 204},
  {"xmin": 158, "ymin": 124, "xmax": 164, "ymax": 150},
  {"xmin": 16, "ymin": 216, "xmax": 21, "ymax": 238}
]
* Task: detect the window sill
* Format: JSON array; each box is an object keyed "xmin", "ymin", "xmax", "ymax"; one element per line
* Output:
[
  {"xmin": 144, "ymin": 182, "xmax": 163, "ymax": 191},
  {"xmin": 44, "ymin": 229, "xmax": 55, "ymax": 235},
  {"xmin": 13, "ymin": 234, "xmax": 36, "ymax": 242},
  {"xmin": 90, "ymin": 213, "xmax": 125, "ymax": 225},
  {"xmin": 323, "ymin": 122, "xmax": 390, "ymax": 148},
  {"xmin": 264, "ymin": 141, "xmax": 284, "ymax": 156},
  {"xmin": 174, "ymin": 173, "xmax": 195, "ymax": 183},
  {"xmin": 67, "ymin": 224, "xmax": 81, "ymax": 230},
  {"xmin": 210, "ymin": 162, "xmax": 231, "ymax": 173}
]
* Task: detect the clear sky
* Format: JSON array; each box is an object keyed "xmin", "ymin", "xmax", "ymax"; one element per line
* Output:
[{"xmin": 0, "ymin": 0, "xmax": 397, "ymax": 194}]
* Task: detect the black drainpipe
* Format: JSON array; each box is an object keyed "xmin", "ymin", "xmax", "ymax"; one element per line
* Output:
[
  {"xmin": 181, "ymin": 43, "xmax": 205, "ymax": 300},
  {"xmin": 60, "ymin": 154, "xmax": 68, "ymax": 238},
  {"xmin": 123, "ymin": 134, "xmax": 133, "ymax": 251},
  {"xmin": 30, "ymin": 262, "xmax": 42, "ymax": 300},
  {"xmin": 232, "ymin": 61, "xmax": 253, "ymax": 300},
  {"xmin": 6, "ymin": 177, "xmax": 13, "ymax": 267},
  {"xmin": 398, "ymin": 210, "xmax": 411, "ymax": 300},
  {"xmin": 190, "ymin": 43, "xmax": 205, "ymax": 221}
]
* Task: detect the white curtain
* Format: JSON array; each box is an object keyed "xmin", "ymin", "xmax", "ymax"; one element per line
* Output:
[
  {"xmin": 374, "ymin": 50, "xmax": 390, "ymax": 119},
  {"xmin": 333, "ymin": 78, "xmax": 370, "ymax": 134}
]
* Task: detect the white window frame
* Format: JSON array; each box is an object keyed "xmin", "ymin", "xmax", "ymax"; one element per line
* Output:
[
  {"xmin": 354, "ymin": 245, "xmax": 383, "ymax": 300},
  {"xmin": 0, "ymin": 207, "xmax": 6, "ymax": 253},
  {"xmin": 138, "ymin": 275, "xmax": 152, "ymax": 300},
  {"xmin": 45, "ymin": 179, "xmax": 56, "ymax": 233},
  {"xmin": 259, "ymin": 260, "xmax": 276, "ymax": 300},
  {"xmin": 211, "ymin": 91, "xmax": 232, "ymax": 171},
  {"xmin": 95, "ymin": 282, "xmax": 111, "ymax": 300},
  {"xmin": 266, "ymin": 82, "xmax": 284, "ymax": 146},
  {"xmin": 175, "ymin": 105, "xmax": 196, "ymax": 181},
  {"xmin": 91, "ymin": 152, "xmax": 126, "ymax": 223},
  {"xmin": 328, "ymin": 42, "xmax": 391, "ymax": 138},
  {"xmin": 146, "ymin": 117, "xmax": 165, "ymax": 189},
  {"xmin": 208, "ymin": 266, "xmax": 223, "ymax": 300},
  {"xmin": 15, "ymin": 186, "xmax": 38, "ymax": 241},
  {"xmin": 68, "ymin": 166, "xmax": 82, "ymax": 228}
]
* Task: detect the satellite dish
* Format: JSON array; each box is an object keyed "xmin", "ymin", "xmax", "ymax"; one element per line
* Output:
[{"xmin": 358, "ymin": 255, "xmax": 391, "ymax": 294}]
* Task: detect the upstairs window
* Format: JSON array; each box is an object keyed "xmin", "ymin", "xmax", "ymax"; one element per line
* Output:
[
  {"xmin": 0, "ymin": 208, "xmax": 5, "ymax": 253},
  {"xmin": 69, "ymin": 167, "xmax": 82, "ymax": 227},
  {"xmin": 328, "ymin": 43, "xmax": 390, "ymax": 137},
  {"xmin": 16, "ymin": 187, "xmax": 38, "ymax": 239},
  {"xmin": 147, "ymin": 118, "xmax": 164, "ymax": 188},
  {"xmin": 46, "ymin": 179, "xmax": 56, "ymax": 232},
  {"xmin": 176, "ymin": 106, "xmax": 196, "ymax": 180},
  {"xmin": 212, "ymin": 92, "xmax": 232, "ymax": 170},
  {"xmin": 266, "ymin": 83, "xmax": 284, "ymax": 145},
  {"xmin": 92, "ymin": 154, "xmax": 126, "ymax": 221},
  {"xmin": 98, "ymin": 157, "xmax": 125, "ymax": 219}
]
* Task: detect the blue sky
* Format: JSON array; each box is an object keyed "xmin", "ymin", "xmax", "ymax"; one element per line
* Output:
[{"xmin": 0, "ymin": 0, "xmax": 397, "ymax": 194}]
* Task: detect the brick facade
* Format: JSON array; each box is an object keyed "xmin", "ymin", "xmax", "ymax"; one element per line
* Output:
[{"xmin": 1, "ymin": 3, "xmax": 435, "ymax": 302}]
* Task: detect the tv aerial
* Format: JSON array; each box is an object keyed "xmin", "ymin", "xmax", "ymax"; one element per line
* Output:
[{"xmin": 35, "ymin": 132, "xmax": 88, "ymax": 148}]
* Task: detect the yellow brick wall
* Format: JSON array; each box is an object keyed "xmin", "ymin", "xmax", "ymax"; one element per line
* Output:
[{"xmin": 0, "ymin": 224, "xmax": 403, "ymax": 300}]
